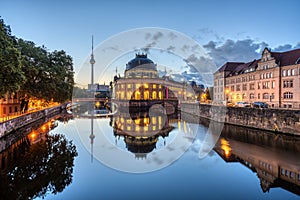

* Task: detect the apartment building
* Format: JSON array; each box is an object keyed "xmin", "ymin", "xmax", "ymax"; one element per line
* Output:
[{"xmin": 214, "ymin": 48, "xmax": 300, "ymax": 108}]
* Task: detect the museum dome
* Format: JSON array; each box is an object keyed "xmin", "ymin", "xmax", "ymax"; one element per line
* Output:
[{"xmin": 125, "ymin": 53, "xmax": 157, "ymax": 71}]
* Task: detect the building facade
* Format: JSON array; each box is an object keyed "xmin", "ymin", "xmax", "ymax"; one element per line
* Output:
[
  {"xmin": 214, "ymin": 48, "xmax": 300, "ymax": 108},
  {"xmin": 0, "ymin": 92, "xmax": 20, "ymax": 119},
  {"xmin": 113, "ymin": 53, "xmax": 197, "ymax": 108}
]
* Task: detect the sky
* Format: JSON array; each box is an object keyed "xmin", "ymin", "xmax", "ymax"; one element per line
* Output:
[{"xmin": 1, "ymin": 0, "xmax": 300, "ymax": 87}]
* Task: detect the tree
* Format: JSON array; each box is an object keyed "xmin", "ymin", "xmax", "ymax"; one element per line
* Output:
[
  {"xmin": 17, "ymin": 40, "xmax": 74, "ymax": 103},
  {"xmin": 0, "ymin": 133, "xmax": 78, "ymax": 199},
  {"xmin": 48, "ymin": 50, "xmax": 74, "ymax": 102},
  {"xmin": 0, "ymin": 18, "xmax": 25, "ymax": 97},
  {"xmin": 205, "ymin": 87, "xmax": 211, "ymax": 101}
]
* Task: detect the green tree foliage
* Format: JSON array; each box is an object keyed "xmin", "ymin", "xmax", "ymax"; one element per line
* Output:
[
  {"xmin": 0, "ymin": 18, "xmax": 74, "ymax": 103},
  {"xmin": 0, "ymin": 18, "xmax": 25, "ymax": 97},
  {"xmin": 17, "ymin": 39, "xmax": 74, "ymax": 103}
]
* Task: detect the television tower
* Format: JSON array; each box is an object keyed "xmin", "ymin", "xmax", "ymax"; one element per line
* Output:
[{"xmin": 90, "ymin": 35, "xmax": 95, "ymax": 87}]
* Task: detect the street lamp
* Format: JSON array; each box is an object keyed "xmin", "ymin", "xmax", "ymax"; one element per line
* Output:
[{"xmin": 225, "ymin": 88, "xmax": 230, "ymax": 103}]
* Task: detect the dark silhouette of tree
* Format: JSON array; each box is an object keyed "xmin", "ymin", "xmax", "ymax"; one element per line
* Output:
[
  {"xmin": 0, "ymin": 134, "xmax": 78, "ymax": 199},
  {"xmin": 0, "ymin": 18, "xmax": 25, "ymax": 97}
]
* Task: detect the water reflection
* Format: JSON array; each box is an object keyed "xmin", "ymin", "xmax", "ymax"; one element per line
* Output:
[
  {"xmin": 111, "ymin": 108, "xmax": 179, "ymax": 159},
  {"xmin": 73, "ymin": 101, "xmax": 197, "ymax": 173},
  {"xmin": 0, "ymin": 112, "xmax": 77, "ymax": 199},
  {"xmin": 214, "ymin": 124, "xmax": 300, "ymax": 196}
]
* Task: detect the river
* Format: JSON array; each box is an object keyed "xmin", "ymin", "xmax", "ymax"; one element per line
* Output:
[{"xmin": 0, "ymin": 103, "xmax": 299, "ymax": 199}]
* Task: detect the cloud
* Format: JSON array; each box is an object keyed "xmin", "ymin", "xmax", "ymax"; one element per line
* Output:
[
  {"xmin": 272, "ymin": 43, "xmax": 300, "ymax": 51},
  {"xmin": 294, "ymin": 42, "xmax": 300, "ymax": 49},
  {"xmin": 183, "ymin": 54, "xmax": 216, "ymax": 73},
  {"xmin": 152, "ymin": 32, "xmax": 163, "ymax": 40},
  {"xmin": 273, "ymin": 44, "xmax": 293, "ymax": 52},
  {"xmin": 203, "ymin": 39, "xmax": 268, "ymax": 67}
]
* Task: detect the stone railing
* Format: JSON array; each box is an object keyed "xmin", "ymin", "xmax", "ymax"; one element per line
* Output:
[
  {"xmin": 0, "ymin": 105, "xmax": 63, "ymax": 138},
  {"xmin": 181, "ymin": 103, "xmax": 300, "ymax": 136}
]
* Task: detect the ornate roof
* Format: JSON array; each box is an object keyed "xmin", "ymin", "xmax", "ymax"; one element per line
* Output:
[{"xmin": 125, "ymin": 53, "xmax": 157, "ymax": 71}]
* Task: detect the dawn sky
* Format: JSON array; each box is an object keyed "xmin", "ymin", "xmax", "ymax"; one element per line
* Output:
[{"xmin": 1, "ymin": 0, "xmax": 299, "ymax": 86}]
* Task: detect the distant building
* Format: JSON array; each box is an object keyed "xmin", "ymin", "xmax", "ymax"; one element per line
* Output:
[
  {"xmin": 113, "ymin": 53, "xmax": 197, "ymax": 110},
  {"xmin": 214, "ymin": 48, "xmax": 300, "ymax": 108},
  {"xmin": 0, "ymin": 92, "xmax": 20, "ymax": 118}
]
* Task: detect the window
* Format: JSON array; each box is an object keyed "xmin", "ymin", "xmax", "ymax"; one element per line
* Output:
[
  {"xmin": 231, "ymin": 86, "xmax": 234, "ymax": 91},
  {"xmin": 258, "ymin": 93, "xmax": 260, "ymax": 99},
  {"xmin": 283, "ymin": 80, "xmax": 293, "ymax": 88},
  {"xmin": 242, "ymin": 93, "xmax": 246, "ymax": 99},
  {"xmin": 236, "ymin": 85, "xmax": 241, "ymax": 91},
  {"xmin": 281, "ymin": 168, "xmax": 285, "ymax": 175},
  {"xmin": 263, "ymin": 93, "xmax": 269, "ymax": 99},
  {"xmin": 283, "ymin": 70, "xmax": 286, "ymax": 76},
  {"xmin": 283, "ymin": 92, "xmax": 293, "ymax": 99},
  {"xmin": 3, "ymin": 107, "xmax": 6, "ymax": 114},
  {"xmin": 272, "ymin": 81, "xmax": 275, "ymax": 89},
  {"xmin": 250, "ymin": 93, "xmax": 255, "ymax": 99},
  {"xmin": 290, "ymin": 172, "xmax": 295, "ymax": 179},
  {"xmin": 250, "ymin": 83, "xmax": 255, "ymax": 90},
  {"xmin": 270, "ymin": 72, "xmax": 273, "ymax": 78},
  {"xmin": 258, "ymin": 82, "xmax": 261, "ymax": 89},
  {"xmin": 287, "ymin": 69, "xmax": 291, "ymax": 76},
  {"xmin": 242, "ymin": 84, "xmax": 247, "ymax": 90},
  {"xmin": 291, "ymin": 69, "xmax": 295, "ymax": 76}
]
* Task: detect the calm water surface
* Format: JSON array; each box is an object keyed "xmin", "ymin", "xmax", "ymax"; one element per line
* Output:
[{"xmin": 0, "ymin": 109, "xmax": 299, "ymax": 200}]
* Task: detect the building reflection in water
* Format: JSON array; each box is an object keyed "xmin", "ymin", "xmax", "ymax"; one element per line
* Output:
[
  {"xmin": 0, "ymin": 112, "xmax": 77, "ymax": 199},
  {"xmin": 214, "ymin": 124, "xmax": 300, "ymax": 196},
  {"xmin": 111, "ymin": 107, "xmax": 179, "ymax": 159}
]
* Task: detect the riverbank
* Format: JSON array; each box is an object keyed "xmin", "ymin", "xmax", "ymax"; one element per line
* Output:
[
  {"xmin": 0, "ymin": 104, "xmax": 66, "ymax": 138},
  {"xmin": 181, "ymin": 103, "xmax": 300, "ymax": 136}
]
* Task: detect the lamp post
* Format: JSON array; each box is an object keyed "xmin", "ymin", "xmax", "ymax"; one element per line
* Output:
[{"xmin": 225, "ymin": 88, "xmax": 230, "ymax": 104}]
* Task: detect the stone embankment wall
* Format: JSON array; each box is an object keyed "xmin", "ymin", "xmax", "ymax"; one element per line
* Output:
[
  {"xmin": 0, "ymin": 105, "xmax": 63, "ymax": 138},
  {"xmin": 181, "ymin": 103, "xmax": 300, "ymax": 136}
]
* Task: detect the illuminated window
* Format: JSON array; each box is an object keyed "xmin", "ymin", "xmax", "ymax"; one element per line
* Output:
[
  {"xmin": 127, "ymin": 92, "xmax": 131, "ymax": 100},
  {"xmin": 153, "ymin": 84, "xmax": 156, "ymax": 89},
  {"xmin": 135, "ymin": 91, "xmax": 141, "ymax": 100},
  {"xmin": 152, "ymin": 91, "xmax": 157, "ymax": 99},
  {"xmin": 158, "ymin": 91, "xmax": 162, "ymax": 99},
  {"xmin": 127, "ymin": 126, "xmax": 131, "ymax": 131},
  {"xmin": 144, "ymin": 84, "xmax": 148, "ymax": 88},
  {"xmin": 127, "ymin": 84, "xmax": 131, "ymax": 89},
  {"xmin": 158, "ymin": 116, "xmax": 162, "ymax": 125},
  {"xmin": 144, "ymin": 91, "xmax": 149, "ymax": 100},
  {"xmin": 152, "ymin": 126, "xmax": 156, "ymax": 131},
  {"xmin": 152, "ymin": 117, "xmax": 156, "ymax": 125},
  {"xmin": 135, "ymin": 125, "xmax": 140, "ymax": 131}
]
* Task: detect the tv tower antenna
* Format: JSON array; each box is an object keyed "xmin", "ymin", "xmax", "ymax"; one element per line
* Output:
[{"xmin": 90, "ymin": 35, "xmax": 95, "ymax": 87}]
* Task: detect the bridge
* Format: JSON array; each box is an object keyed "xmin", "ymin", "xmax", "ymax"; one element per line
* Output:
[{"xmin": 72, "ymin": 98, "xmax": 111, "ymax": 102}]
